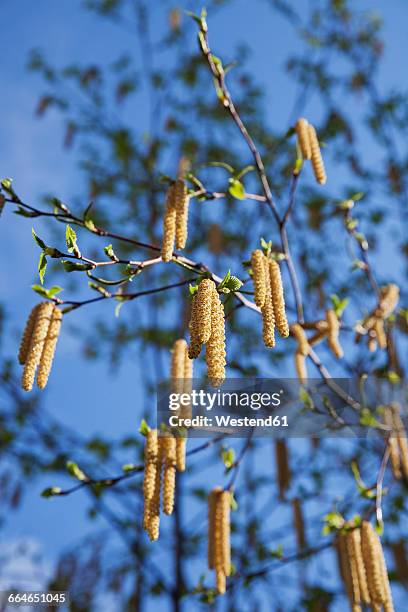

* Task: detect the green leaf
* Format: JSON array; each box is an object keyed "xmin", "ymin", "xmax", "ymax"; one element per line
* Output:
[
  {"xmin": 189, "ymin": 283, "xmax": 199, "ymax": 296},
  {"xmin": 61, "ymin": 260, "xmax": 93, "ymax": 273},
  {"xmin": 66, "ymin": 461, "xmax": 87, "ymax": 482},
  {"xmin": 122, "ymin": 463, "xmax": 137, "ymax": 472},
  {"xmin": 270, "ymin": 544, "xmax": 284, "ymax": 559},
  {"xmin": 330, "ymin": 294, "xmax": 349, "ymax": 317},
  {"xmin": 32, "ymin": 284, "xmax": 63, "ymax": 299},
  {"xmin": 139, "ymin": 419, "xmax": 150, "ymax": 437},
  {"xmin": 230, "ymin": 490, "xmax": 238, "ymax": 511},
  {"xmin": 221, "ymin": 447, "xmax": 235, "ymax": 470},
  {"xmin": 32, "ymin": 227, "xmax": 47, "ymax": 250},
  {"xmin": 104, "ymin": 244, "xmax": 118, "ymax": 261},
  {"xmin": 225, "ymin": 275, "xmax": 243, "ymax": 292},
  {"xmin": 41, "ymin": 486, "xmax": 62, "ymax": 498},
  {"xmin": 38, "ymin": 252, "xmax": 47, "ymax": 285},
  {"xmin": 228, "ymin": 178, "xmax": 245, "ymax": 200},
  {"xmin": 65, "ymin": 224, "xmax": 81, "ymax": 256},
  {"xmin": 299, "ymin": 387, "xmax": 315, "ymax": 410}
]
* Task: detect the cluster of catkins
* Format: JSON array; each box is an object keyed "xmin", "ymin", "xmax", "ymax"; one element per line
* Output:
[
  {"xmin": 19, "ymin": 302, "xmax": 62, "ymax": 391},
  {"xmin": 188, "ymin": 279, "xmax": 226, "ymax": 386},
  {"xmin": 295, "ymin": 118, "xmax": 327, "ymax": 185},
  {"xmin": 337, "ymin": 521, "xmax": 394, "ymax": 612},
  {"xmin": 143, "ymin": 429, "xmax": 185, "ymax": 541},
  {"xmin": 383, "ymin": 404, "xmax": 408, "ymax": 481},
  {"xmin": 356, "ymin": 284, "xmax": 399, "ymax": 352},
  {"xmin": 208, "ymin": 487, "xmax": 231, "ymax": 595},
  {"xmin": 161, "ymin": 179, "xmax": 190, "ymax": 262},
  {"xmin": 290, "ymin": 309, "xmax": 343, "ymax": 382},
  {"xmin": 251, "ymin": 250, "xmax": 289, "ymax": 348}
]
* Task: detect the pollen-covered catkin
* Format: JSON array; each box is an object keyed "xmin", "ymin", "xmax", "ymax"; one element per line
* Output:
[
  {"xmin": 147, "ymin": 440, "xmax": 162, "ymax": 541},
  {"xmin": 18, "ymin": 304, "xmax": 40, "ymax": 365},
  {"xmin": 208, "ymin": 487, "xmax": 231, "ymax": 595},
  {"xmin": 171, "ymin": 338, "xmax": 187, "ymax": 394},
  {"xmin": 195, "ymin": 279, "xmax": 215, "ymax": 344},
  {"xmin": 361, "ymin": 521, "xmax": 386, "ymax": 605},
  {"xmin": 384, "ymin": 406, "xmax": 401, "ymax": 480},
  {"xmin": 174, "ymin": 179, "xmax": 190, "ymax": 250},
  {"xmin": 269, "ymin": 260, "xmax": 289, "ymax": 338},
  {"xmin": 251, "ymin": 249, "xmax": 266, "ymax": 308},
  {"xmin": 208, "ymin": 487, "xmax": 222, "ymax": 570},
  {"xmin": 143, "ymin": 429, "xmax": 159, "ymax": 531},
  {"xmin": 206, "ymin": 288, "xmax": 226, "ymax": 386},
  {"xmin": 37, "ymin": 306, "xmax": 62, "ymax": 389},
  {"xmin": 374, "ymin": 318, "xmax": 387, "ymax": 350},
  {"xmin": 347, "ymin": 528, "xmax": 371, "ymax": 606},
  {"xmin": 326, "ymin": 309, "xmax": 344, "ymax": 358},
  {"xmin": 295, "ymin": 117, "xmax": 312, "ymax": 160},
  {"xmin": 275, "ymin": 439, "xmax": 290, "ymax": 500},
  {"xmin": 261, "ymin": 258, "xmax": 275, "ymax": 348},
  {"xmin": 336, "ymin": 534, "xmax": 354, "ymax": 607},
  {"xmin": 22, "ymin": 302, "xmax": 54, "ymax": 392},
  {"xmin": 161, "ymin": 186, "xmax": 177, "ymax": 262},
  {"xmin": 220, "ymin": 491, "xmax": 231, "ymax": 577},
  {"xmin": 378, "ymin": 284, "xmax": 399, "ymax": 318},
  {"xmin": 308, "ymin": 124, "xmax": 327, "ymax": 185},
  {"xmin": 214, "ymin": 491, "xmax": 227, "ymax": 594},
  {"xmin": 391, "ymin": 404, "xmax": 408, "ymax": 480},
  {"xmin": 290, "ymin": 323, "xmax": 309, "ymax": 356},
  {"xmin": 175, "ymin": 436, "xmax": 186, "ymax": 472},
  {"xmin": 188, "ymin": 294, "xmax": 203, "ymax": 359},
  {"xmin": 295, "ymin": 350, "xmax": 307, "ymax": 383},
  {"xmin": 162, "ymin": 434, "xmax": 176, "ymax": 515}
]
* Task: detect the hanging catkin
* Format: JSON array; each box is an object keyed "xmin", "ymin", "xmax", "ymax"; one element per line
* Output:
[
  {"xmin": 378, "ymin": 284, "xmax": 399, "ymax": 318},
  {"xmin": 162, "ymin": 433, "xmax": 176, "ymax": 515},
  {"xmin": 292, "ymin": 497, "xmax": 306, "ymax": 551},
  {"xmin": 208, "ymin": 487, "xmax": 231, "ymax": 595},
  {"xmin": 174, "ymin": 179, "xmax": 190, "ymax": 250},
  {"xmin": 175, "ymin": 436, "xmax": 187, "ymax": 472},
  {"xmin": 391, "ymin": 404, "xmax": 408, "ymax": 480},
  {"xmin": 275, "ymin": 439, "xmax": 290, "ymax": 500},
  {"xmin": 206, "ymin": 289, "xmax": 226, "ymax": 386},
  {"xmin": 195, "ymin": 279, "xmax": 214, "ymax": 344},
  {"xmin": 261, "ymin": 257, "xmax": 275, "ymax": 348},
  {"xmin": 346, "ymin": 528, "xmax": 371, "ymax": 606},
  {"xmin": 374, "ymin": 318, "xmax": 387, "ymax": 350},
  {"xmin": 143, "ymin": 429, "xmax": 159, "ymax": 531},
  {"xmin": 361, "ymin": 521, "xmax": 387, "ymax": 605},
  {"xmin": 188, "ymin": 294, "xmax": 203, "ymax": 359},
  {"xmin": 161, "ymin": 185, "xmax": 177, "ymax": 262},
  {"xmin": 37, "ymin": 307, "xmax": 62, "ymax": 389},
  {"xmin": 336, "ymin": 534, "xmax": 354, "ymax": 607},
  {"xmin": 145, "ymin": 434, "xmax": 163, "ymax": 541},
  {"xmin": 18, "ymin": 304, "xmax": 40, "ymax": 365},
  {"xmin": 295, "ymin": 118, "xmax": 312, "ymax": 160},
  {"xmin": 269, "ymin": 260, "xmax": 289, "ymax": 338},
  {"xmin": 290, "ymin": 323, "xmax": 309, "ymax": 356},
  {"xmin": 171, "ymin": 338, "xmax": 187, "ymax": 394},
  {"xmin": 21, "ymin": 302, "xmax": 54, "ymax": 392},
  {"xmin": 251, "ymin": 249, "xmax": 266, "ymax": 308},
  {"xmin": 308, "ymin": 124, "xmax": 327, "ymax": 185},
  {"xmin": 383, "ymin": 406, "xmax": 401, "ymax": 480},
  {"xmin": 326, "ymin": 309, "xmax": 343, "ymax": 358}
]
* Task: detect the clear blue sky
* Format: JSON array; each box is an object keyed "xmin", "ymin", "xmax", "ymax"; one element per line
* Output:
[{"xmin": 0, "ymin": 0, "xmax": 407, "ymax": 608}]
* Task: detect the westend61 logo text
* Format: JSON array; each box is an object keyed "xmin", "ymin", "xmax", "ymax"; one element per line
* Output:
[{"xmin": 168, "ymin": 389, "xmax": 283, "ymax": 411}]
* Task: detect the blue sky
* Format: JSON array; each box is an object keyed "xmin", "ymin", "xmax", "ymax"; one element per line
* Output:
[{"xmin": 0, "ymin": 0, "xmax": 407, "ymax": 608}]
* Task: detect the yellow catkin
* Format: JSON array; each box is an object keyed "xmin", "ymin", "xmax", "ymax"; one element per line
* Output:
[
  {"xmin": 292, "ymin": 497, "xmax": 306, "ymax": 551},
  {"xmin": 143, "ymin": 429, "xmax": 159, "ymax": 531},
  {"xmin": 391, "ymin": 404, "xmax": 408, "ymax": 480},
  {"xmin": 347, "ymin": 528, "xmax": 371, "ymax": 606},
  {"xmin": 161, "ymin": 186, "xmax": 177, "ymax": 262},
  {"xmin": 22, "ymin": 302, "xmax": 54, "ymax": 392},
  {"xmin": 337, "ymin": 534, "xmax": 354, "ymax": 605},
  {"xmin": 261, "ymin": 258, "xmax": 275, "ymax": 348},
  {"xmin": 269, "ymin": 260, "xmax": 289, "ymax": 338},
  {"xmin": 275, "ymin": 439, "xmax": 290, "ymax": 500},
  {"xmin": 174, "ymin": 179, "xmax": 190, "ymax": 250},
  {"xmin": 378, "ymin": 284, "xmax": 399, "ymax": 318},
  {"xmin": 376, "ymin": 535, "xmax": 394, "ymax": 612},
  {"xmin": 195, "ymin": 279, "xmax": 214, "ymax": 344},
  {"xmin": 361, "ymin": 521, "xmax": 386, "ymax": 604},
  {"xmin": 220, "ymin": 491, "xmax": 231, "ymax": 577},
  {"xmin": 345, "ymin": 531, "xmax": 361, "ymax": 607},
  {"xmin": 208, "ymin": 487, "xmax": 222, "ymax": 570},
  {"xmin": 171, "ymin": 338, "xmax": 187, "ymax": 394},
  {"xmin": 374, "ymin": 318, "xmax": 387, "ymax": 350},
  {"xmin": 214, "ymin": 490, "xmax": 226, "ymax": 594},
  {"xmin": 162, "ymin": 434, "xmax": 176, "ymax": 515},
  {"xmin": 37, "ymin": 306, "xmax": 62, "ymax": 389},
  {"xmin": 206, "ymin": 289, "xmax": 226, "ymax": 386},
  {"xmin": 188, "ymin": 294, "xmax": 203, "ymax": 359},
  {"xmin": 146, "ymin": 436, "xmax": 163, "ymax": 541},
  {"xmin": 326, "ymin": 309, "xmax": 343, "ymax": 358},
  {"xmin": 18, "ymin": 304, "xmax": 41, "ymax": 365},
  {"xmin": 383, "ymin": 406, "xmax": 401, "ymax": 480},
  {"xmin": 295, "ymin": 350, "xmax": 307, "ymax": 383},
  {"xmin": 295, "ymin": 117, "xmax": 312, "ymax": 160},
  {"xmin": 290, "ymin": 323, "xmax": 309, "ymax": 356},
  {"xmin": 251, "ymin": 249, "xmax": 266, "ymax": 308},
  {"xmin": 175, "ymin": 437, "xmax": 186, "ymax": 472},
  {"xmin": 308, "ymin": 124, "xmax": 327, "ymax": 185}
]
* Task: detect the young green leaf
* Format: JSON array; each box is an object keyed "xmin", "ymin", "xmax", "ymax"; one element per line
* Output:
[
  {"xmin": 32, "ymin": 227, "xmax": 47, "ymax": 250},
  {"xmin": 66, "ymin": 461, "xmax": 87, "ymax": 482},
  {"xmin": 65, "ymin": 224, "xmax": 81, "ymax": 256},
  {"xmin": 228, "ymin": 178, "xmax": 245, "ymax": 200},
  {"xmin": 61, "ymin": 260, "xmax": 93, "ymax": 272},
  {"xmin": 32, "ymin": 284, "xmax": 63, "ymax": 299},
  {"xmin": 139, "ymin": 419, "xmax": 150, "ymax": 436},
  {"xmin": 38, "ymin": 252, "xmax": 47, "ymax": 285},
  {"xmin": 41, "ymin": 486, "xmax": 62, "ymax": 498}
]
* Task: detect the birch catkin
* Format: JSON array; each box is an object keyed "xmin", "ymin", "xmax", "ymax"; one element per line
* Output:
[
  {"xmin": 147, "ymin": 441, "xmax": 162, "ymax": 541},
  {"xmin": 391, "ymin": 404, "xmax": 408, "ymax": 480},
  {"xmin": 208, "ymin": 487, "xmax": 231, "ymax": 595},
  {"xmin": 206, "ymin": 289, "xmax": 226, "ymax": 386},
  {"xmin": 295, "ymin": 350, "xmax": 307, "ymax": 383},
  {"xmin": 384, "ymin": 406, "xmax": 401, "ymax": 480},
  {"xmin": 162, "ymin": 434, "xmax": 176, "ymax": 515},
  {"xmin": 143, "ymin": 429, "xmax": 159, "ymax": 531},
  {"xmin": 308, "ymin": 124, "xmax": 327, "ymax": 185},
  {"xmin": 174, "ymin": 179, "xmax": 190, "ymax": 250},
  {"xmin": 326, "ymin": 309, "xmax": 343, "ymax": 358},
  {"xmin": 37, "ymin": 307, "xmax": 62, "ymax": 389},
  {"xmin": 188, "ymin": 294, "xmax": 203, "ymax": 359},
  {"xmin": 269, "ymin": 260, "xmax": 289, "ymax": 338},
  {"xmin": 290, "ymin": 323, "xmax": 309, "ymax": 356},
  {"xmin": 18, "ymin": 304, "xmax": 40, "ymax": 365},
  {"xmin": 195, "ymin": 279, "xmax": 214, "ymax": 344},
  {"xmin": 171, "ymin": 338, "xmax": 187, "ymax": 394},
  {"xmin": 347, "ymin": 528, "xmax": 371, "ymax": 606},
  {"xmin": 161, "ymin": 186, "xmax": 177, "ymax": 262},
  {"xmin": 21, "ymin": 302, "xmax": 54, "ymax": 392},
  {"xmin": 361, "ymin": 521, "xmax": 386, "ymax": 605},
  {"xmin": 295, "ymin": 117, "xmax": 312, "ymax": 160},
  {"xmin": 261, "ymin": 257, "xmax": 275, "ymax": 348},
  {"xmin": 378, "ymin": 284, "xmax": 399, "ymax": 318},
  {"xmin": 251, "ymin": 249, "xmax": 266, "ymax": 308}
]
